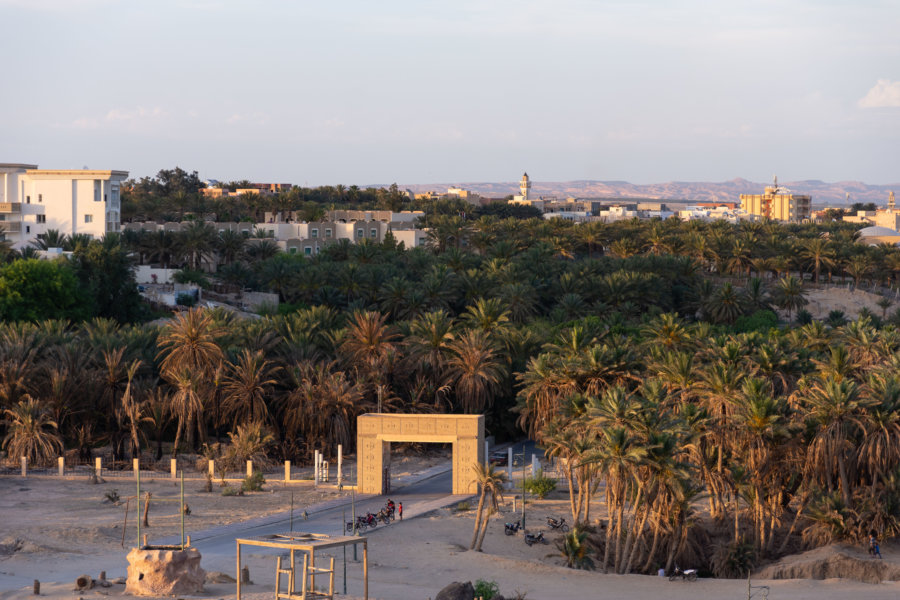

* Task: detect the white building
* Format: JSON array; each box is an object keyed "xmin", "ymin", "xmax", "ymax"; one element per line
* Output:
[{"xmin": 0, "ymin": 163, "xmax": 128, "ymax": 247}]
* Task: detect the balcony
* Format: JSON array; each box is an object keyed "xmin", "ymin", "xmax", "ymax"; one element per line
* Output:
[
  {"xmin": 0, "ymin": 221, "xmax": 22, "ymax": 233},
  {"xmin": 0, "ymin": 202, "xmax": 22, "ymax": 213}
]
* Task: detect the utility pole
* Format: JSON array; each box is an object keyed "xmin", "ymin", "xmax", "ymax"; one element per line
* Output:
[{"xmin": 515, "ymin": 445, "xmax": 527, "ymax": 529}]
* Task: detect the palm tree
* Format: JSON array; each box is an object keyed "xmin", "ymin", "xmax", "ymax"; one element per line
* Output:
[
  {"xmin": 800, "ymin": 238, "xmax": 836, "ymax": 283},
  {"xmin": 470, "ymin": 462, "xmax": 507, "ymax": 551},
  {"xmin": 220, "ymin": 349, "xmax": 278, "ymax": 428},
  {"xmin": 157, "ymin": 308, "xmax": 225, "ymax": 381},
  {"xmin": 772, "ymin": 275, "xmax": 807, "ymax": 322},
  {"xmin": 167, "ymin": 368, "xmax": 204, "ymax": 456},
  {"xmin": 445, "ymin": 330, "xmax": 506, "ymax": 413},
  {"xmin": 703, "ymin": 282, "xmax": 746, "ymax": 324},
  {"xmin": 805, "ymin": 376, "xmax": 872, "ymax": 505},
  {"xmin": 2, "ymin": 397, "xmax": 63, "ymax": 466}
]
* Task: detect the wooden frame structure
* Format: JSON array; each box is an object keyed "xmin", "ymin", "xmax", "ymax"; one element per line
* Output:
[{"xmin": 236, "ymin": 532, "xmax": 368, "ymax": 600}]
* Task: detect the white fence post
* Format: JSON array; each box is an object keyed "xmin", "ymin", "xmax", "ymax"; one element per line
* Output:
[
  {"xmin": 532, "ymin": 454, "xmax": 538, "ymax": 478},
  {"xmin": 484, "ymin": 441, "xmax": 489, "ymax": 466},
  {"xmin": 95, "ymin": 456, "xmax": 102, "ymax": 476},
  {"xmin": 507, "ymin": 448, "xmax": 513, "ymax": 485},
  {"xmin": 170, "ymin": 458, "xmax": 177, "ymax": 479},
  {"xmin": 133, "ymin": 458, "xmax": 139, "ymax": 479},
  {"xmin": 314, "ymin": 450, "xmax": 320, "ymax": 484},
  {"xmin": 337, "ymin": 445, "xmax": 343, "ymax": 485},
  {"xmin": 284, "ymin": 460, "xmax": 291, "ymax": 483},
  {"xmin": 323, "ymin": 461, "xmax": 329, "ymax": 482},
  {"xmin": 208, "ymin": 459, "xmax": 215, "ymax": 478},
  {"xmin": 58, "ymin": 456, "xmax": 65, "ymax": 477},
  {"xmin": 246, "ymin": 460, "xmax": 253, "ymax": 478},
  {"xmin": 21, "ymin": 456, "xmax": 26, "ymax": 477}
]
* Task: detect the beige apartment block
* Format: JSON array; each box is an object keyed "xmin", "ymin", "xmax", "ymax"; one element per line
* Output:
[
  {"xmin": 740, "ymin": 184, "xmax": 811, "ymax": 222},
  {"xmin": 356, "ymin": 414, "xmax": 484, "ymax": 495}
]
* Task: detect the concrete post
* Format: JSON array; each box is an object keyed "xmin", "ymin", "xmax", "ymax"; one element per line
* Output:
[
  {"xmin": 284, "ymin": 460, "xmax": 291, "ymax": 483},
  {"xmin": 314, "ymin": 451, "xmax": 320, "ymax": 484},
  {"xmin": 246, "ymin": 460, "xmax": 253, "ymax": 478},
  {"xmin": 133, "ymin": 458, "xmax": 139, "ymax": 478},
  {"xmin": 95, "ymin": 456, "xmax": 102, "ymax": 476},
  {"xmin": 170, "ymin": 458, "xmax": 177, "ymax": 479},
  {"xmin": 20, "ymin": 456, "xmax": 26, "ymax": 477},
  {"xmin": 532, "ymin": 454, "xmax": 538, "ymax": 478},
  {"xmin": 484, "ymin": 441, "xmax": 489, "ymax": 466},
  {"xmin": 507, "ymin": 447, "xmax": 513, "ymax": 486},
  {"xmin": 323, "ymin": 461, "xmax": 329, "ymax": 482},
  {"xmin": 208, "ymin": 459, "xmax": 215, "ymax": 478},
  {"xmin": 337, "ymin": 445, "xmax": 343, "ymax": 484},
  {"xmin": 58, "ymin": 456, "xmax": 64, "ymax": 477}
]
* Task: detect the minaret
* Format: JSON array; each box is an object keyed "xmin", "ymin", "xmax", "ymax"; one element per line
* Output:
[
  {"xmin": 890, "ymin": 190, "xmax": 895, "ymax": 211},
  {"xmin": 520, "ymin": 172, "xmax": 531, "ymax": 201}
]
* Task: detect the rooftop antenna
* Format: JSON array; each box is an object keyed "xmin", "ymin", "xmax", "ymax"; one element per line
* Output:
[{"xmin": 890, "ymin": 191, "xmax": 895, "ymax": 211}]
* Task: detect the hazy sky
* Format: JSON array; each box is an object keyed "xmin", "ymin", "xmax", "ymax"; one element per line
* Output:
[{"xmin": 2, "ymin": 0, "xmax": 898, "ymax": 186}]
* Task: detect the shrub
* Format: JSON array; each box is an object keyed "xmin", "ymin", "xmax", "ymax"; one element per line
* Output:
[
  {"xmin": 523, "ymin": 469, "xmax": 557, "ymax": 499},
  {"xmin": 222, "ymin": 485, "xmax": 243, "ymax": 497},
  {"xmin": 559, "ymin": 527, "xmax": 595, "ymax": 570},
  {"xmin": 242, "ymin": 470, "xmax": 266, "ymax": 492},
  {"xmin": 455, "ymin": 501, "xmax": 471, "ymax": 512},
  {"xmin": 474, "ymin": 579, "xmax": 500, "ymax": 600},
  {"xmin": 795, "ymin": 308, "xmax": 813, "ymax": 325},
  {"xmin": 173, "ymin": 269, "xmax": 209, "ymax": 288},
  {"xmin": 710, "ymin": 538, "xmax": 757, "ymax": 578},
  {"xmin": 733, "ymin": 309, "xmax": 779, "ymax": 333},
  {"xmin": 104, "ymin": 489, "xmax": 120, "ymax": 503}
]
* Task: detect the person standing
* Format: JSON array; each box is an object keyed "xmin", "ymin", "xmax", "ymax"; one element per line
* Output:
[
  {"xmin": 398, "ymin": 502, "xmax": 403, "ymax": 520},
  {"xmin": 870, "ymin": 531, "xmax": 883, "ymax": 559}
]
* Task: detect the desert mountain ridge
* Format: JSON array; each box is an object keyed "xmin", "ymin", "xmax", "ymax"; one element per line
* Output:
[{"xmin": 394, "ymin": 177, "xmax": 900, "ymax": 206}]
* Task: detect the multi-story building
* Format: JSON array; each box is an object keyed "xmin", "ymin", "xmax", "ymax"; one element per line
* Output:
[
  {"xmin": 0, "ymin": 163, "xmax": 128, "ymax": 247},
  {"xmin": 739, "ymin": 177, "xmax": 811, "ymax": 222}
]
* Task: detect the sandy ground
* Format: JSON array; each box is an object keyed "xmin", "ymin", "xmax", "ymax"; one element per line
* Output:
[
  {"xmin": 801, "ymin": 286, "xmax": 891, "ymax": 321},
  {"xmin": 4, "ymin": 478, "xmax": 900, "ymax": 600}
]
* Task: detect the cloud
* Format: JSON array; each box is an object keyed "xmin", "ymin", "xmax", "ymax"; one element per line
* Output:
[
  {"xmin": 69, "ymin": 106, "xmax": 167, "ymax": 131},
  {"xmin": 859, "ymin": 79, "xmax": 900, "ymax": 108}
]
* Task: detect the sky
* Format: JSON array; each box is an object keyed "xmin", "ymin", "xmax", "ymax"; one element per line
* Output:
[{"xmin": 1, "ymin": 0, "xmax": 899, "ymax": 186}]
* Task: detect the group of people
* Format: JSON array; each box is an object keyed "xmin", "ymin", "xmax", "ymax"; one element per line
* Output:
[{"xmin": 387, "ymin": 499, "xmax": 403, "ymax": 520}]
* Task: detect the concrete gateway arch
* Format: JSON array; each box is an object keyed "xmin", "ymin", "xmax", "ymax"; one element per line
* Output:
[{"xmin": 356, "ymin": 414, "xmax": 484, "ymax": 495}]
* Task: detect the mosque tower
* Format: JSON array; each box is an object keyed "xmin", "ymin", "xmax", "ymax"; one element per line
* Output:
[
  {"xmin": 889, "ymin": 190, "xmax": 895, "ymax": 211},
  {"xmin": 520, "ymin": 172, "xmax": 531, "ymax": 201}
]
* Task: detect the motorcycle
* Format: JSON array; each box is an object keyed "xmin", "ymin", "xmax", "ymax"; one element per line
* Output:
[
  {"xmin": 668, "ymin": 565, "xmax": 698, "ymax": 581},
  {"xmin": 377, "ymin": 508, "xmax": 394, "ymax": 524},
  {"xmin": 504, "ymin": 520, "xmax": 522, "ymax": 536},
  {"xmin": 524, "ymin": 531, "xmax": 547, "ymax": 546},
  {"xmin": 546, "ymin": 516, "xmax": 569, "ymax": 532}
]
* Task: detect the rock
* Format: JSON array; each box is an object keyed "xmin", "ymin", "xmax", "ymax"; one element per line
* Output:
[
  {"xmin": 435, "ymin": 581, "xmax": 475, "ymax": 600},
  {"xmin": 205, "ymin": 571, "xmax": 237, "ymax": 583},
  {"xmin": 110, "ymin": 577, "xmax": 126, "ymax": 585},
  {"xmin": 125, "ymin": 547, "xmax": 206, "ymax": 596},
  {"xmin": 75, "ymin": 575, "xmax": 93, "ymax": 591}
]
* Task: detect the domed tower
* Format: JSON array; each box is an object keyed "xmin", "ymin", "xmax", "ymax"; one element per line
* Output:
[{"xmin": 519, "ymin": 172, "xmax": 531, "ymax": 201}]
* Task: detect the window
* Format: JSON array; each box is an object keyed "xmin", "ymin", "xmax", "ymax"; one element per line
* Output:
[
  {"xmin": 38, "ymin": 194, "xmax": 42, "ymax": 203},
  {"xmin": 25, "ymin": 225, "xmax": 30, "ymax": 233},
  {"xmin": 370, "ymin": 228, "xmax": 377, "ymax": 238},
  {"xmin": 311, "ymin": 228, "xmax": 318, "ymax": 238},
  {"xmin": 304, "ymin": 247, "xmax": 311, "ymax": 255},
  {"xmin": 26, "ymin": 196, "xmax": 30, "ymax": 204},
  {"xmin": 325, "ymin": 228, "xmax": 332, "ymax": 238},
  {"xmin": 84, "ymin": 214, "xmax": 93, "ymax": 223},
  {"xmin": 104, "ymin": 194, "xmax": 108, "ymax": 202},
  {"xmin": 289, "ymin": 247, "xmax": 297, "ymax": 254},
  {"xmin": 36, "ymin": 215, "xmax": 46, "ymax": 224},
  {"xmin": 357, "ymin": 229, "xmax": 364, "ymax": 238}
]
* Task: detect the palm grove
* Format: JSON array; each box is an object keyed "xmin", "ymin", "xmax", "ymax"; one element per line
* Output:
[{"xmin": 5, "ymin": 178, "xmax": 900, "ymax": 576}]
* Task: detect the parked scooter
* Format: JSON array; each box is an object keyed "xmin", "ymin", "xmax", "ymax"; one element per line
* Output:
[
  {"xmin": 668, "ymin": 564, "xmax": 698, "ymax": 581},
  {"xmin": 524, "ymin": 531, "xmax": 547, "ymax": 546},
  {"xmin": 504, "ymin": 520, "xmax": 522, "ymax": 536},
  {"xmin": 546, "ymin": 516, "xmax": 570, "ymax": 532}
]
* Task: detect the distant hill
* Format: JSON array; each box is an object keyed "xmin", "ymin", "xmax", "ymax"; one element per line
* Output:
[{"xmin": 398, "ymin": 178, "xmax": 900, "ymax": 206}]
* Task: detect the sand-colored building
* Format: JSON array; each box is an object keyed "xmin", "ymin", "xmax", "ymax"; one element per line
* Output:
[{"xmin": 740, "ymin": 178, "xmax": 811, "ymax": 222}]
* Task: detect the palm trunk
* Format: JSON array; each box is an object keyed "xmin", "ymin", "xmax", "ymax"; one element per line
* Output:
[
  {"xmin": 641, "ymin": 510, "xmax": 662, "ymax": 574},
  {"xmin": 475, "ymin": 506, "xmax": 493, "ymax": 551},
  {"xmin": 838, "ymin": 450, "xmax": 852, "ymax": 506},
  {"xmin": 470, "ymin": 489, "xmax": 486, "ymax": 550},
  {"xmin": 624, "ymin": 494, "xmax": 652, "ymax": 574}
]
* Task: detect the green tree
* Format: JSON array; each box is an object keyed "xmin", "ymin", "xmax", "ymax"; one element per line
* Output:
[{"xmin": 0, "ymin": 259, "xmax": 89, "ymax": 321}]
